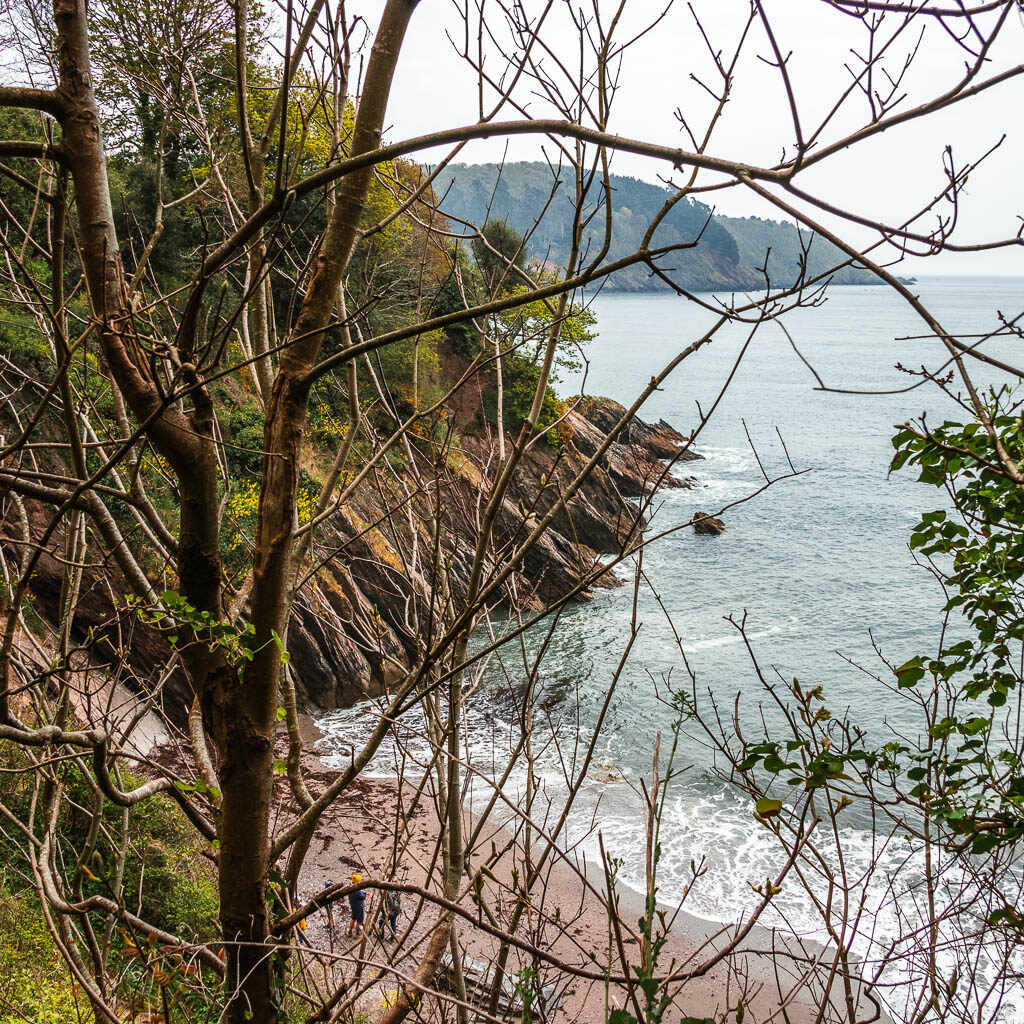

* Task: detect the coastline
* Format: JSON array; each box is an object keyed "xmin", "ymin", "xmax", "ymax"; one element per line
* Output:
[{"xmin": 293, "ymin": 712, "xmax": 870, "ymax": 1023}]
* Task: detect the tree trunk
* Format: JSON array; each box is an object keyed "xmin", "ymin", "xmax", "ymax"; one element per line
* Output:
[{"xmin": 51, "ymin": 1, "xmax": 421, "ymax": 1020}]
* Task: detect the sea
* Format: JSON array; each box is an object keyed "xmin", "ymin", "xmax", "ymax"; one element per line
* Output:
[{"xmin": 316, "ymin": 276, "xmax": 1024, "ymax": 1021}]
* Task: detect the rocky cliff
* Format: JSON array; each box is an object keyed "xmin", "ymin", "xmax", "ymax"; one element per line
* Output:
[
  {"xmin": 435, "ymin": 162, "xmax": 879, "ymax": 291},
  {"xmin": 4, "ymin": 398, "xmax": 697, "ymax": 721},
  {"xmin": 272, "ymin": 396, "xmax": 698, "ymax": 710}
]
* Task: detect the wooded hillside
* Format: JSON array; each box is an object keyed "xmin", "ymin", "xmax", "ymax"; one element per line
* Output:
[{"xmin": 436, "ymin": 162, "xmax": 877, "ymax": 292}]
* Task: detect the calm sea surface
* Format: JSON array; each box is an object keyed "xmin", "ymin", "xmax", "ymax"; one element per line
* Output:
[{"xmin": 317, "ymin": 276, "xmax": 1024, "ymax": 1017}]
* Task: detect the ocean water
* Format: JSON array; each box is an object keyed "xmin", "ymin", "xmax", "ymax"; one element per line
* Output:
[{"xmin": 316, "ymin": 276, "xmax": 1024, "ymax": 1020}]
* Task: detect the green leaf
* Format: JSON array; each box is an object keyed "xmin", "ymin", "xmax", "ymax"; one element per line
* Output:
[
  {"xmin": 755, "ymin": 797, "xmax": 783, "ymax": 819},
  {"xmin": 973, "ymin": 831, "xmax": 1004, "ymax": 855},
  {"xmin": 273, "ymin": 759, "xmax": 287, "ymax": 774},
  {"xmin": 895, "ymin": 656, "xmax": 926, "ymax": 689},
  {"xmin": 608, "ymin": 1011, "xmax": 637, "ymax": 1024}
]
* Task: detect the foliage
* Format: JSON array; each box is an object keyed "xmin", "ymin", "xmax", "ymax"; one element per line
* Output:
[
  {"xmin": 472, "ymin": 218, "xmax": 527, "ymax": 290},
  {"xmin": 371, "ymin": 329, "xmax": 445, "ymax": 414},
  {"xmin": 0, "ymin": 873, "xmax": 87, "ymax": 1024},
  {"xmin": 0, "ymin": 741, "xmax": 221, "ymax": 1022},
  {"xmin": 227, "ymin": 401, "xmax": 268, "ymax": 477},
  {"xmin": 493, "ymin": 281, "xmax": 596, "ymax": 381},
  {"xmin": 245, "ymin": 65, "xmax": 339, "ymax": 173},
  {"xmin": 885, "ymin": 389, "xmax": 1024, "ymax": 855},
  {"xmin": 734, "ymin": 390, "xmax": 1024, "ymax": 862},
  {"xmin": 0, "ymin": 297, "xmax": 52, "ymax": 368},
  {"xmin": 434, "ymin": 276, "xmax": 479, "ymax": 362},
  {"xmin": 482, "ymin": 352, "xmax": 563, "ymax": 440},
  {"xmin": 121, "ymin": 788, "xmax": 222, "ymax": 943},
  {"xmin": 5, "ymin": 2, "xmax": 1007, "ymax": 1020},
  {"xmin": 134, "ymin": 590, "xmax": 293, "ymax": 667},
  {"xmin": 91, "ymin": 0, "xmax": 239, "ymax": 154},
  {"xmin": 309, "ymin": 398, "xmax": 350, "ymax": 444}
]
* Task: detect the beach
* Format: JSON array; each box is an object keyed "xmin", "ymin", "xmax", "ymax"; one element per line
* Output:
[{"xmin": 291, "ymin": 714, "xmax": 868, "ymax": 1024}]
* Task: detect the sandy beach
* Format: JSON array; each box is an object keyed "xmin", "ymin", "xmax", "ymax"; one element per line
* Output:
[{"xmin": 288, "ymin": 714, "xmax": 872, "ymax": 1024}]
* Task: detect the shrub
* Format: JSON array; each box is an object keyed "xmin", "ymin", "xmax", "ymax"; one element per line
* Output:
[
  {"xmin": 226, "ymin": 402, "xmax": 266, "ymax": 477},
  {"xmin": 483, "ymin": 353, "xmax": 564, "ymax": 444},
  {"xmin": 0, "ymin": 874, "xmax": 86, "ymax": 1024}
]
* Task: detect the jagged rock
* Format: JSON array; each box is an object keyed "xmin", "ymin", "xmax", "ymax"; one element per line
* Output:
[
  {"xmin": 573, "ymin": 396, "xmax": 702, "ymax": 462},
  {"xmin": 693, "ymin": 512, "xmax": 725, "ymax": 535},
  {"xmin": 567, "ymin": 398, "xmax": 699, "ymax": 496},
  {"xmin": 633, "ymin": 418, "xmax": 702, "ymax": 461},
  {"xmin": 2, "ymin": 394, "xmax": 701, "ymax": 717}
]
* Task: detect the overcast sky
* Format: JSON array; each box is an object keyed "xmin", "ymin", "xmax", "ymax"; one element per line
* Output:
[{"xmin": 362, "ymin": 0, "xmax": 1024, "ymax": 277}]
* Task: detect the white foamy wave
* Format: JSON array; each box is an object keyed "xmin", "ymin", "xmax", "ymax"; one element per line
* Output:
[
  {"xmin": 682, "ymin": 620, "xmax": 788, "ymax": 652},
  {"xmin": 655, "ymin": 444, "xmax": 768, "ymax": 509},
  {"xmin": 316, "ymin": 694, "xmax": 547, "ymax": 800},
  {"xmin": 696, "ymin": 445, "xmax": 759, "ymax": 475},
  {"xmin": 317, "ymin": 695, "xmax": 1024, "ymax": 1023},
  {"xmin": 566, "ymin": 776, "xmax": 1024, "ymax": 1024},
  {"xmin": 674, "ymin": 477, "xmax": 757, "ymax": 507}
]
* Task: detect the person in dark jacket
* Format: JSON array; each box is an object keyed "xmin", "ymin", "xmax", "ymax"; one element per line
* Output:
[
  {"xmin": 322, "ymin": 881, "xmax": 335, "ymax": 936},
  {"xmin": 378, "ymin": 889, "xmax": 401, "ymax": 940},
  {"xmin": 347, "ymin": 873, "xmax": 366, "ymax": 936}
]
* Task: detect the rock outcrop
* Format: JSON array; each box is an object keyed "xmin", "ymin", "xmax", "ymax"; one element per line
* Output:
[
  {"xmin": 3, "ymin": 397, "xmax": 699, "ymax": 717},
  {"xmin": 693, "ymin": 512, "xmax": 725, "ymax": 535}
]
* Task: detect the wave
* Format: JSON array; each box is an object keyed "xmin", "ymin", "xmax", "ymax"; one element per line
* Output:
[
  {"xmin": 316, "ymin": 691, "xmax": 1024, "ymax": 1022},
  {"xmin": 682, "ymin": 621, "xmax": 788, "ymax": 651}
]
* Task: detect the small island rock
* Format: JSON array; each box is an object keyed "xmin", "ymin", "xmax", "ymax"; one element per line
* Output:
[{"xmin": 693, "ymin": 512, "xmax": 725, "ymax": 535}]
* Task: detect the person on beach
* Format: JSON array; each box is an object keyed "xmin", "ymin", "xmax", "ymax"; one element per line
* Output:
[
  {"xmin": 347, "ymin": 874, "xmax": 366, "ymax": 936},
  {"xmin": 322, "ymin": 881, "xmax": 335, "ymax": 937},
  {"xmin": 292, "ymin": 904, "xmax": 309, "ymax": 946},
  {"xmin": 378, "ymin": 889, "xmax": 401, "ymax": 941}
]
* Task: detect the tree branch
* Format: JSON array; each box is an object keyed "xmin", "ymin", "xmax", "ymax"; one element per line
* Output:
[{"xmin": 0, "ymin": 86, "xmax": 66, "ymax": 117}]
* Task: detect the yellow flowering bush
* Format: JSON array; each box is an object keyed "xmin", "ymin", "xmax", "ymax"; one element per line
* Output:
[
  {"xmin": 296, "ymin": 487, "xmax": 314, "ymax": 525},
  {"xmin": 226, "ymin": 479, "xmax": 260, "ymax": 551},
  {"xmin": 227, "ymin": 479, "xmax": 261, "ymax": 520},
  {"xmin": 226, "ymin": 479, "xmax": 315, "ymax": 552},
  {"xmin": 309, "ymin": 401, "xmax": 349, "ymax": 443}
]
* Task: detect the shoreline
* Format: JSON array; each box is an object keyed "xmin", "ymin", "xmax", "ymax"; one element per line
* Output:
[{"xmin": 294, "ymin": 712, "xmax": 873, "ymax": 1023}]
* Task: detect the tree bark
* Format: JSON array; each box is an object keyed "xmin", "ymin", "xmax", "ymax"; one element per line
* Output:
[
  {"xmin": 47, "ymin": 1, "xmax": 422, "ymax": 1020},
  {"xmin": 214, "ymin": 4, "xmax": 420, "ymax": 1021}
]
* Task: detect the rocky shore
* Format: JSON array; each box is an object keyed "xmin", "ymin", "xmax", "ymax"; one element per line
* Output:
[
  {"xmin": 11, "ymin": 397, "xmax": 699, "ymax": 721},
  {"xmin": 284, "ymin": 396, "xmax": 700, "ymax": 709}
]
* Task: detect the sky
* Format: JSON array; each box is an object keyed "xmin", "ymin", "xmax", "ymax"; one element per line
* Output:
[{"xmin": 360, "ymin": 0, "xmax": 1024, "ymax": 277}]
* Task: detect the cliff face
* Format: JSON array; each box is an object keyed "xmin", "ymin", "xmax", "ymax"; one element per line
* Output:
[
  {"xmin": 281, "ymin": 397, "xmax": 698, "ymax": 710},
  {"xmin": 5, "ymin": 399, "xmax": 697, "ymax": 719}
]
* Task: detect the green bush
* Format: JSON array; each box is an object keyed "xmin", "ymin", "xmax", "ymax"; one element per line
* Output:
[
  {"xmin": 483, "ymin": 353, "xmax": 563, "ymax": 441},
  {"xmin": 227, "ymin": 401, "xmax": 267, "ymax": 477},
  {"xmin": 432, "ymin": 274, "xmax": 479, "ymax": 357},
  {"xmin": 371, "ymin": 330, "xmax": 444, "ymax": 414},
  {"xmin": 0, "ymin": 873, "xmax": 89, "ymax": 1024},
  {"xmin": 0, "ymin": 314, "xmax": 53, "ymax": 368},
  {"xmin": 126, "ymin": 797, "xmax": 220, "ymax": 944}
]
